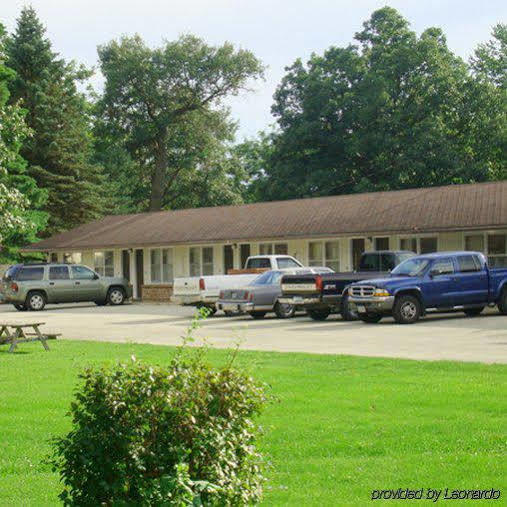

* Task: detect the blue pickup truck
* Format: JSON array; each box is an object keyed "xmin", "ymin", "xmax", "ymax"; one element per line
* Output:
[{"xmin": 348, "ymin": 252, "xmax": 507, "ymax": 324}]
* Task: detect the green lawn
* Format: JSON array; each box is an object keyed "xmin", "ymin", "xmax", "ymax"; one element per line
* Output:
[{"xmin": 0, "ymin": 341, "xmax": 505, "ymax": 506}]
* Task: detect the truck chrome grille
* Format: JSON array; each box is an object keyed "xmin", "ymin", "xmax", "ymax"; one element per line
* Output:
[{"xmin": 350, "ymin": 285, "xmax": 375, "ymax": 297}]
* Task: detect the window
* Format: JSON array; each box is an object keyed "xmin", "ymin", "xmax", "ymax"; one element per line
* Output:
[
  {"xmin": 308, "ymin": 242, "xmax": 323, "ymax": 267},
  {"xmin": 16, "ymin": 267, "xmax": 44, "ymax": 281},
  {"xmin": 457, "ymin": 255, "xmax": 481, "ymax": 273},
  {"xmin": 64, "ymin": 252, "xmax": 82, "ymax": 264},
  {"xmin": 420, "ymin": 237, "xmax": 437, "ymax": 254},
  {"xmin": 360, "ymin": 253, "xmax": 380, "ymax": 271},
  {"xmin": 259, "ymin": 243, "xmax": 288, "ymax": 255},
  {"xmin": 380, "ymin": 253, "xmax": 396, "ymax": 271},
  {"xmin": 277, "ymin": 257, "xmax": 300, "ymax": 269},
  {"xmin": 94, "ymin": 251, "xmax": 114, "ymax": 277},
  {"xmin": 374, "ymin": 237, "xmax": 390, "ymax": 250},
  {"xmin": 247, "ymin": 258, "xmax": 271, "ymax": 269},
  {"xmin": 400, "ymin": 238, "xmax": 418, "ymax": 253},
  {"xmin": 400, "ymin": 237, "xmax": 437, "ymax": 254},
  {"xmin": 308, "ymin": 241, "xmax": 340, "ymax": 271},
  {"xmin": 50, "ymin": 253, "xmax": 58, "ymax": 262},
  {"xmin": 151, "ymin": 249, "xmax": 173, "ymax": 283},
  {"xmin": 189, "ymin": 247, "xmax": 214, "ymax": 276},
  {"xmin": 465, "ymin": 235, "xmax": 485, "ymax": 252},
  {"xmin": 49, "ymin": 266, "xmax": 70, "ymax": 280},
  {"xmin": 488, "ymin": 234, "xmax": 506, "ymax": 267},
  {"xmin": 431, "ymin": 258, "xmax": 454, "ymax": 275},
  {"xmin": 71, "ymin": 265, "xmax": 96, "ymax": 280}
]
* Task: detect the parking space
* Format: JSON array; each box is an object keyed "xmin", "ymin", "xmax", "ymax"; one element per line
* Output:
[{"xmin": 0, "ymin": 302, "xmax": 506, "ymax": 363}]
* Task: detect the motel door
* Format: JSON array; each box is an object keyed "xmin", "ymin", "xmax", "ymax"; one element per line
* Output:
[
  {"xmin": 352, "ymin": 238, "xmax": 365, "ymax": 271},
  {"xmin": 135, "ymin": 249, "xmax": 144, "ymax": 299},
  {"xmin": 224, "ymin": 245, "xmax": 234, "ymax": 274}
]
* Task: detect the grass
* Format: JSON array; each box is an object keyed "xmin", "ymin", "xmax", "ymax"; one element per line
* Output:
[{"xmin": 0, "ymin": 340, "xmax": 505, "ymax": 506}]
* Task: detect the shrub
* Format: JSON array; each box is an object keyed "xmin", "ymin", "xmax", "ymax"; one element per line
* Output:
[{"xmin": 49, "ymin": 329, "xmax": 269, "ymax": 505}]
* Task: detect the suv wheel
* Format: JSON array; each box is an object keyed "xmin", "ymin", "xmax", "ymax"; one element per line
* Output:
[
  {"xmin": 14, "ymin": 304, "xmax": 27, "ymax": 312},
  {"xmin": 307, "ymin": 309, "xmax": 330, "ymax": 321},
  {"xmin": 26, "ymin": 291, "xmax": 46, "ymax": 311},
  {"xmin": 340, "ymin": 294, "xmax": 358, "ymax": 321},
  {"xmin": 393, "ymin": 295, "xmax": 421, "ymax": 324},
  {"xmin": 498, "ymin": 288, "xmax": 507, "ymax": 315},
  {"xmin": 107, "ymin": 287, "xmax": 125, "ymax": 306},
  {"xmin": 274, "ymin": 302, "xmax": 295, "ymax": 319}
]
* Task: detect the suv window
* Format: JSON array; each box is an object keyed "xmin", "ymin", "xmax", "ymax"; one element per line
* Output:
[
  {"xmin": 71, "ymin": 265, "xmax": 96, "ymax": 280},
  {"xmin": 247, "ymin": 258, "xmax": 271, "ymax": 269},
  {"xmin": 49, "ymin": 266, "xmax": 70, "ymax": 280},
  {"xmin": 360, "ymin": 253, "xmax": 379, "ymax": 271},
  {"xmin": 457, "ymin": 255, "xmax": 481, "ymax": 273},
  {"xmin": 277, "ymin": 258, "xmax": 300, "ymax": 269},
  {"xmin": 17, "ymin": 267, "xmax": 45, "ymax": 281},
  {"xmin": 3, "ymin": 265, "xmax": 20, "ymax": 281}
]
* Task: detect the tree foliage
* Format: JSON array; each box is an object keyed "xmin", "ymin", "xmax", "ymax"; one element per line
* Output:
[
  {"xmin": 96, "ymin": 34, "xmax": 264, "ymax": 211},
  {"xmin": 254, "ymin": 7, "xmax": 505, "ymax": 201},
  {"xmin": 0, "ymin": 23, "xmax": 47, "ymax": 258},
  {"xmin": 6, "ymin": 6, "xmax": 105, "ymax": 236}
]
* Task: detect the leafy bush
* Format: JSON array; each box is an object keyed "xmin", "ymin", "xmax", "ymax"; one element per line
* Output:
[{"xmin": 49, "ymin": 322, "xmax": 269, "ymax": 505}]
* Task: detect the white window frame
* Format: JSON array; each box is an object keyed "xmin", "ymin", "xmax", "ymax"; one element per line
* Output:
[
  {"xmin": 308, "ymin": 240, "xmax": 340, "ymax": 271},
  {"xmin": 94, "ymin": 250, "xmax": 114, "ymax": 277},
  {"xmin": 150, "ymin": 248, "xmax": 174, "ymax": 284},
  {"xmin": 464, "ymin": 231, "xmax": 507, "ymax": 267},
  {"xmin": 399, "ymin": 235, "xmax": 438, "ymax": 254},
  {"xmin": 258, "ymin": 242, "xmax": 288, "ymax": 255},
  {"xmin": 189, "ymin": 246, "xmax": 214, "ymax": 276}
]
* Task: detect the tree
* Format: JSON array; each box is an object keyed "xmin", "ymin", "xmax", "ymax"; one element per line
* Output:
[
  {"xmin": 96, "ymin": 34, "xmax": 264, "ymax": 211},
  {"xmin": 6, "ymin": 6, "xmax": 104, "ymax": 235},
  {"xmin": 258, "ymin": 7, "xmax": 500, "ymax": 201},
  {"xmin": 0, "ymin": 24, "xmax": 47, "ymax": 260}
]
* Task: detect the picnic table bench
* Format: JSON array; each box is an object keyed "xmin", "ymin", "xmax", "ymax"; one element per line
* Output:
[{"xmin": 0, "ymin": 322, "xmax": 60, "ymax": 353}]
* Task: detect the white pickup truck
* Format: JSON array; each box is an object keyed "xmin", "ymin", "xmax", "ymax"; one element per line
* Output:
[{"xmin": 172, "ymin": 255, "xmax": 303, "ymax": 314}]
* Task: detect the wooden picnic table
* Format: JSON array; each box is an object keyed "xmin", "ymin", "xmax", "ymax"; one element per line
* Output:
[{"xmin": 0, "ymin": 322, "xmax": 58, "ymax": 353}]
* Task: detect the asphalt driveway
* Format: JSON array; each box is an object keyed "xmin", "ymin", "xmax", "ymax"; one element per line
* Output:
[{"xmin": 1, "ymin": 302, "xmax": 506, "ymax": 363}]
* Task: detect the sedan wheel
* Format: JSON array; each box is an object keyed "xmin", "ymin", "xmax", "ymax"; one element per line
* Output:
[
  {"xmin": 274, "ymin": 302, "xmax": 295, "ymax": 319},
  {"xmin": 107, "ymin": 288, "xmax": 125, "ymax": 306}
]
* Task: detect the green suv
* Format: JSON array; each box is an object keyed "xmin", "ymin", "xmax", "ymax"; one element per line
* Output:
[{"xmin": 1, "ymin": 263, "xmax": 132, "ymax": 311}]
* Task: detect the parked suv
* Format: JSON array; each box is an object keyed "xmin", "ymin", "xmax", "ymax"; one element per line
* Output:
[{"xmin": 0, "ymin": 263, "xmax": 132, "ymax": 311}]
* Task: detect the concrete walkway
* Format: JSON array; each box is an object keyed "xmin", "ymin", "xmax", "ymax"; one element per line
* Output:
[{"xmin": 1, "ymin": 302, "xmax": 506, "ymax": 363}]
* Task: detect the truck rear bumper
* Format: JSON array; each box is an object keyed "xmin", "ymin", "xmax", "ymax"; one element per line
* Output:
[
  {"xmin": 171, "ymin": 295, "xmax": 217, "ymax": 306},
  {"xmin": 349, "ymin": 296, "xmax": 394, "ymax": 314}
]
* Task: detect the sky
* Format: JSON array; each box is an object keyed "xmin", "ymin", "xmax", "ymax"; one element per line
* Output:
[{"xmin": 2, "ymin": 0, "xmax": 506, "ymax": 140}]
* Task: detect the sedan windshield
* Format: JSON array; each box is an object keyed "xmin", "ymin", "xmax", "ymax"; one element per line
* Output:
[
  {"xmin": 391, "ymin": 258, "xmax": 430, "ymax": 277},
  {"xmin": 250, "ymin": 271, "xmax": 283, "ymax": 286}
]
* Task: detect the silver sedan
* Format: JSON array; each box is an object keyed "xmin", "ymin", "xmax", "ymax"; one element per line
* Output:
[{"xmin": 216, "ymin": 267, "xmax": 333, "ymax": 319}]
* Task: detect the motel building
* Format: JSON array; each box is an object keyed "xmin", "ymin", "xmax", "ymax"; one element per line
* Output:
[{"xmin": 23, "ymin": 181, "xmax": 507, "ymax": 301}]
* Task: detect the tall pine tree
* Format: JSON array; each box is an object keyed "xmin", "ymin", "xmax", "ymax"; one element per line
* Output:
[{"xmin": 6, "ymin": 6, "xmax": 104, "ymax": 235}]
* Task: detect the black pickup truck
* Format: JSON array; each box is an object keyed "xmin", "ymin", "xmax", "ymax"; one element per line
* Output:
[{"xmin": 278, "ymin": 251, "xmax": 415, "ymax": 320}]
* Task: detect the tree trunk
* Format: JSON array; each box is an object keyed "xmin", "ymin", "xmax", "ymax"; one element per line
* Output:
[{"xmin": 149, "ymin": 136, "xmax": 167, "ymax": 211}]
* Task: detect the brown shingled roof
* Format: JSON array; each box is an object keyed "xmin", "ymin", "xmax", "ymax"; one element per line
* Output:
[{"xmin": 23, "ymin": 181, "xmax": 507, "ymax": 251}]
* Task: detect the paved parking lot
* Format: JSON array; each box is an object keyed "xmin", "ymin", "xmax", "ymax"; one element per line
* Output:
[{"xmin": 1, "ymin": 302, "xmax": 506, "ymax": 363}]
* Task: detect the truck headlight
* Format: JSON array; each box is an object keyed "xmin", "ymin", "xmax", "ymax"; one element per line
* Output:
[{"xmin": 373, "ymin": 288, "xmax": 390, "ymax": 297}]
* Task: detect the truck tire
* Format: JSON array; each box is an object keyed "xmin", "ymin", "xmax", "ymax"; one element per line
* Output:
[
  {"xmin": 463, "ymin": 307, "xmax": 485, "ymax": 317},
  {"xmin": 393, "ymin": 295, "xmax": 421, "ymax": 324},
  {"xmin": 498, "ymin": 288, "xmax": 507, "ymax": 315},
  {"xmin": 107, "ymin": 287, "xmax": 125, "ymax": 306},
  {"xmin": 359, "ymin": 313, "xmax": 382, "ymax": 323},
  {"xmin": 25, "ymin": 291, "xmax": 46, "ymax": 311},
  {"xmin": 249, "ymin": 311, "xmax": 266, "ymax": 319},
  {"xmin": 307, "ymin": 309, "xmax": 330, "ymax": 321},
  {"xmin": 340, "ymin": 294, "xmax": 357, "ymax": 321},
  {"xmin": 274, "ymin": 302, "xmax": 295, "ymax": 319}
]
